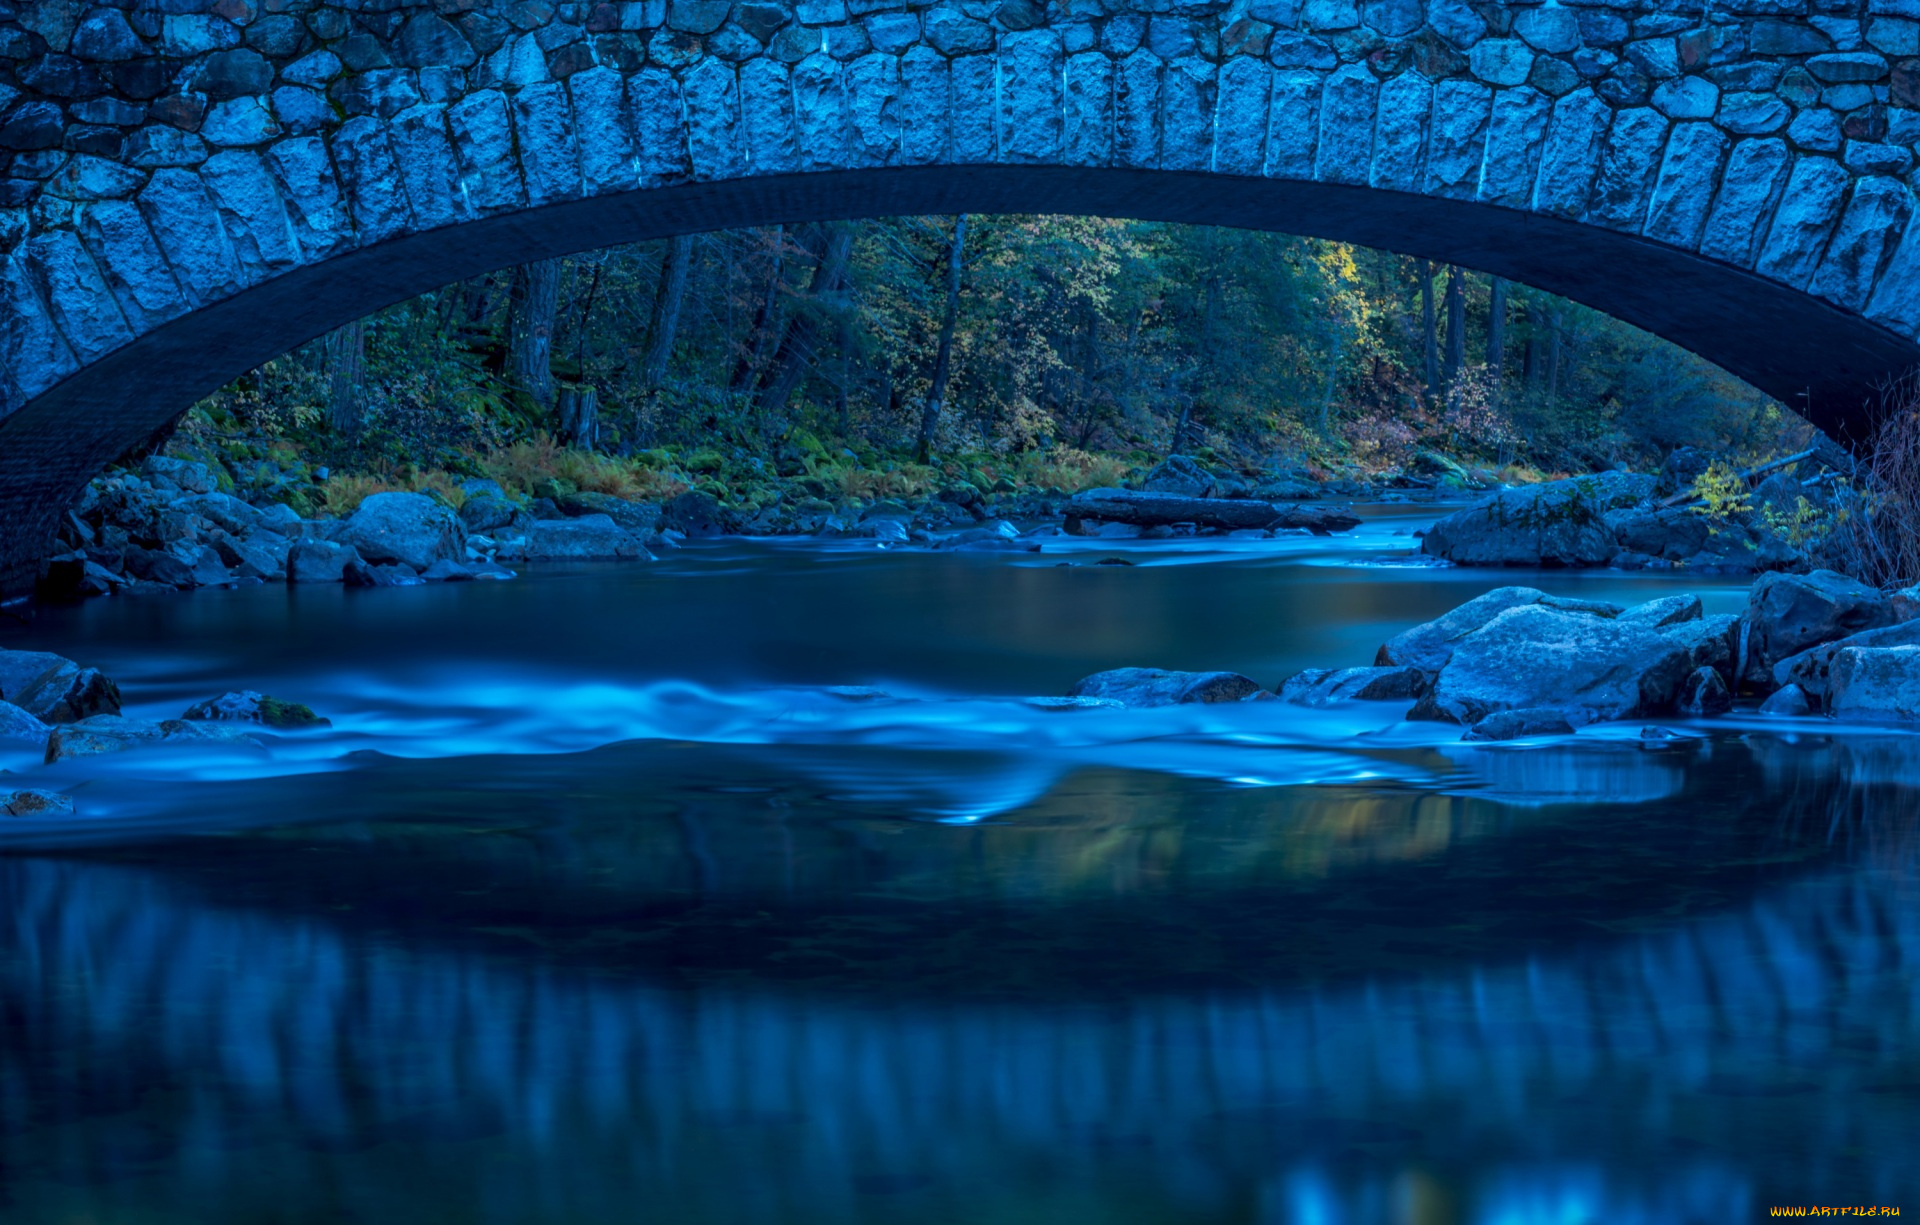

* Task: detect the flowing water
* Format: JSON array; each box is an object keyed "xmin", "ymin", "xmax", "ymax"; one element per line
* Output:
[{"xmin": 2, "ymin": 510, "xmax": 1916, "ymax": 1223}]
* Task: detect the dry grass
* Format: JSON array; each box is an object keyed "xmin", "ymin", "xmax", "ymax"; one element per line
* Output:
[
  {"xmin": 1817, "ymin": 391, "xmax": 1920, "ymax": 587},
  {"xmin": 980, "ymin": 448, "xmax": 1130, "ymax": 493},
  {"xmin": 477, "ymin": 435, "xmax": 688, "ymax": 502},
  {"xmin": 318, "ymin": 470, "xmax": 470, "ymax": 515}
]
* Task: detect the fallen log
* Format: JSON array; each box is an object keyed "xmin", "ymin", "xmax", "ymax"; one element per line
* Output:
[{"xmin": 1067, "ymin": 488, "xmax": 1360, "ymax": 533}]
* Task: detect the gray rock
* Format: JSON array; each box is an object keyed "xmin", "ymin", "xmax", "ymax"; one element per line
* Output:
[
  {"xmin": 1376, "ymin": 585, "xmax": 1622, "ymax": 675},
  {"xmin": 1065, "ymin": 667, "xmax": 1264, "ymax": 707},
  {"xmin": 460, "ymin": 493, "xmax": 518, "ymax": 533},
  {"xmin": 556, "ymin": 491, "xmax": 662, "ymax": 534},
  {"xmin": 1617, "ymin": 594, "xmax": 1703, "ymax": 626},
  {"xmin": 1677, "ymin": 665, "xmax": 1733, "ymax": 715},
  {"xmin": 1141, "ymin": 455, "xmax": 1218, "ymax": 498},
  {"xmin": 662, "ymin": 489, "xmax": 726, "ymax": 537},
  {"xmin": 287, "ymin": 539, "xmax": 362, "ymax": 582},
  {"xmin": 337, "ymin": 492, "xmax": 465, "ymax": 570},
  {"xmin": 0, "ymin": 700, "xmax": 50, "ymax": 745},
  {"xmin": 1461, "ymin": 707, "xmax": 1577, "ymax": 741},
  {"xmin": 0, "ymin": 650, "xmax": 121, "ymax": 723},
  {"xmin": 344, "ymin": 559, "xmax": 425, "ymax": 587},
  {"xmin": 181, "ymin": 690, "xmax": 329, "ymax": 728},
  {"xmin": 524, "ymin": 515, "xmax": 652, "ymax": 561},
  {"xmin": 1, "ymin": 789, "xmax": 74, "ymax": 817},
  {"xmin": 1771, "ymin": 618, "xmax": 1920, "ymax": 706},
  {"xmin": 44, "ymin": 714, "xmax": 262, "ymax": 763},
  {"xmin": 1421, "ymin": 471, "xmax": 1655, "ymax": 566},
  {"xmin": 1827, "ymin": 645, "xmax": 1920, "ymax": 721},
  {"xmin": 141, "ymin": 455, "xmax": 216, "ymax": 494},
  {"xmin": 1411, "ymin": 603, "xmax": 1698, "ymax": 724},
  {"xmin": 1745, "ymin": 568, "xmax": 1897, "ymax": 680},
  {"xmin": 1759, "ymin": 682, "xmax": 1813, "ymax": 716},
  {"xmin": 1279, "ymin": 665, "xmax": 1427, "ymax": 706}
]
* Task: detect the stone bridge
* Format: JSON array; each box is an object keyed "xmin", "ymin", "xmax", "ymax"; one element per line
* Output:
[{"xmin": 7, "ymin": 0, "xmax": 1920, "ymax": 584}]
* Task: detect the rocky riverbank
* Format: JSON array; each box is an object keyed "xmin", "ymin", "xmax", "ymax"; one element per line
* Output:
[{"xmin": 1064, "ymin": 568, "xmax": 1920, "ymax": 739}]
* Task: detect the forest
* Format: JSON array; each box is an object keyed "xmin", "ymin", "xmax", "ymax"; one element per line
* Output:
[{"xmin": 186, "ymin": 215, "xmax": 1806, "ymax": 505}]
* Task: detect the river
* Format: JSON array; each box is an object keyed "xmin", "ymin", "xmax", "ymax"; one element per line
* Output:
[{"xmin": 1, "ymin": 509, "xmax": 1915, "ymax": 1222}]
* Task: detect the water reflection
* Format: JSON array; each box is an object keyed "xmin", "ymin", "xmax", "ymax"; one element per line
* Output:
[{"xmin": 2, "ymin": 734, "xmax": 1917, "ymax": 1222}]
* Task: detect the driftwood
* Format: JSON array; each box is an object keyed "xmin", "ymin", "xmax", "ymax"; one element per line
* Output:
[{"xmin": 1067, "ymin": 488, "xmax": 1361, "ymax": 533}]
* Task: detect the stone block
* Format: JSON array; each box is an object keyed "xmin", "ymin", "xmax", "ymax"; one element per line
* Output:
[
  {"xmin": 332, "ymin": 116, "xmax": 413, "ymax": 242},
  {"xmin": 446, "ymin": 90, "xmax": 527, "ymax": 210},
  {"xmin": 1316, "ymin": 63, "xmax": 1377, "ymax": 186},
  {"xmin": 1476, "ymin": 85, "xmax": 1553, "ymax": 206},
  {"xmin": 999, "ymin": 30, "xmax": 1065, "ymax": 165},
  {"xmin": 740, "ymin": 58, "xmax": 798, "ymax": 174},
  {"xmin": 568, "ymin": 68, "xmax": 638, "ymax": 194},
  {"xmin": 847, "ymin": 52, "xmax": 901, "ymax": 167},
  {"xmin": 1265, "ymin": 67, "xmax": 1322, "ymax": 179},
  {"xmin": 1370, "ymin": 70, "xmax": 1431, "ymax": 191},
  {"xmin": 1698, "ymin": 137, "xmax": 1792, "ymax": 266},
  {"xmin": 1808, "ymin": 175, "xmax": 1913, "ymax": 309},
  {"xmin": 135, "ymin": 169, "xmax": 243, "ymax": 304},
  {"xmin": 1065, "ymin": 51, "xmax": 1117, "ymax": 168},
  {"xmin": 1160, "ymin": 57, "xmax": 1215, "ymax": 172},
  {"xmin": 793, "ymin": 53, "xmax": 848, "ymax": 171},
  {"xmin": 1531, "ymin": 88, "xmax": 1610, "ymax": 216},
  {"xmin": 1424, "ymin": 78, "xmax": 1491, "ymax": 198},
  {"xmin": 1643, "ymin": 120, "xmax": 1727, "ymax": 248},
  {"xmin": 899, "ymin": 45, "xmax": 950, "ymax": 165},
  {"xmin": 1756, "ymin": 154, "xmax": 1852, "ymax": 288}
]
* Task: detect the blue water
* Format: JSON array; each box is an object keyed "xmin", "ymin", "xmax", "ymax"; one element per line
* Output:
[{"xmin": 1, "ymin": 512, "xmax": 1914, "ymax": 1222}]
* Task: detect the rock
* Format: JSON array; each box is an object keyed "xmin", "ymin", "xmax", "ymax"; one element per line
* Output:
[
  {"xmin": 1141, "ymin": 455, "xmax": 1219, "ymax": 498},
  {"xmin": 418, "ymin": 558, "xmax": 491, "ymax": 581},
  {"xmin": 1662, "ymin": 613, "xmax": 1741, "ymax": 675},
  {"xmin": 1677, "ymin": 665, "xmax": 1733, "ymax": 714},
  {"xmin": 1024, "ymin": 695, "xmax": 1126, "ymax": 711},
  {"xmin": 1252, "ymin": 477, "xmax": 1320, "ymax": 500},
  {"xmin": 1461, "ymin": 707, "xmax": 1578, "ymax": 741},
  {"xmin": 182, "ymin": 690, "xmax": 329, "ymax": 729},
  {"xmin": 939, "ymin": 520, "xmax": 1021, "ymax": 548},
  {"xmin": 1, "ymin": 789, "xmax": 73, "ymax": 817},
  {"xmin": 338, "ymin": 492, "xmax": 465, "ymax": 570},
  {"xmin": 1411, "ymin": 603, "xmax": 1698, "ymax": 724},
  {"xmin": 1827, "ymin": 645, "xmax": 1920, "ymax": 722},
  {"xmin": 44, "ymin": 714, "xmax": 262, "ymax": 762},
  {"xmin": 213, "ymin": 534, "xmax": 288, "ymax": 580},
  {"xmin": 1745, "ymin": 568, "xmax": 1897, "ymax": 680},
  {"xmin": 1654, "ymin": 446, "xmax": 1715, "ymax": 498},
  {"xmin": 287, "ymin": 538, "xmax": 362, "ymax": 582},
  {"xmin": 123, "ymin": 543, "xmax": 196, "ymax": 587},
  {"xmin": 460, "ymin": 478, "xmax": 506, "ymax": 499},
  {"xmin": 459, "ymin": 493, "xmax": 518, "ymax": 533},
  {"xmin": 661, "ymin": 489, "xmax": 726, "ymax": 537},
  {"xmin": 250, "ymin": 503, "xmax": 305, "ymax": 535},
  {"xmin": 524, "ymin": 515, "xmax": 652, "ymax": 560},
  {"xmin": 1759, "ymin": 683, "xmax": 1812, "ymax": 716},
  {"xmin": 1065, "ymin": 667, "xmax": 1264, "ymax": 707},
  {"xmin": 344, "ymin": 559, "xmax": 424, "ymax": 587},
  {"xmin": 0, "ymin": 649, "xmax": 122, "ymax": 723},
  {"xmin": 0, "ymin": 700, "xmax": 50, "ymax": 744},
  {"xmin": 1376, "ymin": 586, "xmax": 1623, "ymax": 676},
  {"xmin": 1772, "ymin": 617, "xmax": 1920, "ymax": 707},
  {"xmin": 1603, "ymin": 505, "xmax": 1720, "ymax": 562},
  {"xmin": 1279, "ymin": 665, "xmax": 1427, "ymax": 706},
  {"xmin": 556, "ymin": 490, "xmax": 662, "ymax": 533},
  {"xmin": 1616, "ymin": 593, "xmax": 1703, "ymax": 626},
  {"xmin": 140, "ymin": 455, "xmax": 216, "ymax": 494},
  {"xmin": 857, "ymin": 518, "xmax": 910, "ymax": 543},
  {"xmin": 1420, "ymin": 471, "xmax": 1655, "ymax": 566}
]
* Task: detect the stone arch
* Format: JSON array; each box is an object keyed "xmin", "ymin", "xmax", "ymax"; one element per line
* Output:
[{"xmin": 7, "ymin": 1, "xmax": 1920, "ymax": 583}]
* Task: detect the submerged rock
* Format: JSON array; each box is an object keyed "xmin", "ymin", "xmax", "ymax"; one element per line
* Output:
[
  {"xmin": 1411, "ymin": 603, "xmax": 1698, "ymax": 725},
  {"xmin": 182, "ymin": 690, "xmax": 329, "ymax": 729},
  {"xmin": 338, "ymin": 492, "xmax": 466, "ymax": 571},
  {"xmin": 1066, "ymin": 667, "xmax": 1264, "ymax": 707},
  {"xmin": 1827, "ymin": 645, "xmax": 1920, "ymax": 722},
  {"xmin": 44, "ymin": 715, "xmax": 263, "ymax": 763},
  {"xmin": 1461, "ymin": 707, "xmax": 1578, "ymax": 742},
  {"xmin": 345, "ymin": 559, "xmax": 425, "ymax": 587},
  {"xmin": 1, "ymin": 788, "xmax": 73, "ymax": 817},
  {"xmin": 1025, "ymin": 695, "xmax": 1126, "ymax": 711},
  {"xmin": 1279, "ymin": 666, "xmax": 1426, "ymax": 707}
]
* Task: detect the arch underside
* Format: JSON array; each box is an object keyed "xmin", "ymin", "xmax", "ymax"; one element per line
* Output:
[{"xmin": 2, "ymin": 164, "xmax": 1916, "ymax": 586}]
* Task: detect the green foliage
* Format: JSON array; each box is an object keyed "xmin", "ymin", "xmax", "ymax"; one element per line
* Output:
[{"xmin": 1689, "ymin": 461, "xmax": 1755, "ymax": 521}]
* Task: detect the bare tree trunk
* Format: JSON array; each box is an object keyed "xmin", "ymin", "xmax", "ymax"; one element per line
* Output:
[
  {"xmin": 642, "ymin": 235, "xmax": 695, "ymax": 390},
  {"xmin": 325, "ymin": 319, "xmax": 365, "ymax": 434},
  {"xmin": 510, "ymin": 258, "xmax": 561, "ymax": 409},
  {"xmin": 556, "ymin": 386, "xmax": 599, "ymax": 449},
  {"xmin": 1547, "ymin": 309, "xmax": 1564, "ymax": 405},
  {"xmin": 759, "ymin": 223, "xmax": 856, "ymax": 421},
  {"xmin": 1486, "ymin": 276, "xmax": 1508, "ymax": 385},
  {"xmin": 1420, "ymin": 259, "xmax": 1438, "ymax": 401},
  {"xmin": 916, "ymin": 215, "xmax": 967, "ymax": 462},
  {"xmin": 1443, "ymin": 266, "xmax": 1465, "ymax": 387},
  {"xmin": 1318, "ymin": 318, "xmax": 1343, "ymax": 435},
  {"xmin": 1524, "ymin": 301, "xmax": 1546, "ymax": 390},
  {"xmin": 729, "ymin": 225, "xmax": 785, "ymax": 393}
]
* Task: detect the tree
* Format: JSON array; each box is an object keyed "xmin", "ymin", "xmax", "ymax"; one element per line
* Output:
[
  {"xmin": 642, "ymin": 235, "xmax": 695, "ymax": 390},
  {"xmin": 757, "ymin": 223, "xmax": 855, "ymax": 420},
  {"xmin": 1486, "ymin": 276, "xmax": 1508, "ymax": 385},
  {"xmin": 324, "ymin": 319, "xmax": 365, "ymax": 433},
  {"xmin": 916, "ymin": 215, "xmax": 967, "ymax": 460},
  {"xmin": 1443, "ymin": 266, "xmax": 1466, "ymax": 387},
  {"xmin": 509, "ymin": 258, "xmax": 561, "ymax": 408}
]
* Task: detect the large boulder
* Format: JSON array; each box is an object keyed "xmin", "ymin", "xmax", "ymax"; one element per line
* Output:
[
  {"xmin": 337, "ymin": 492, "xmax": 465, "ymax": 570},
  {"xmin": 1141, "ymin": 455, "xmax": 1218, "ymax": 498},
  {"xmin": 459, "ymin": 493, "xmax": 518, "ymax": 533},
  {"xmin": 1066, "ymin": 667, "xmax": 1263, "ymax": 707},
  {"xmin": 1744, "ymin": 569, "xmax": 1897, "ymax": 682},
  {"xmin": 1420, "ymin": 471, "xmax": 1654, "ymax": 567},
  {"xmin": 0, "ymin": 650, "xmax": 121, "ymax": 723},
  {"xmin": 1773, "ymin": 618, "xmax": 1920, "ymax": 707},
  {"xmin": 1279, "ymin": 666, "xmax": 1426, "ymax": 706},
  {"xmin": 287, "ymin": 538, "xmax": 361, "ymax": 582},
  {"xmin": 556, "ymin": 491, "xmax": 662, "ymax": 534},
  {"xmin": 1376, "ymin": 586, "xmax": 1623, "ymax": 676},
  {"xmin": 1654, "ymin": 446, "xmax": 1715, "ymax": 498},
  {"xmin": 140, "ymin": 455, "xmax": 217, "ymax": 494},
  {"xmin": 1411, "ymin": 603, "xmax": 1699, "ymax": 725},
  {"xmin": 1827, "ymin": 645, "xmax": 1920, "ymax": 722},
  {"xmin": 524, "ymin": 515, "xmax": 652, "ymax": 561},
  {"xmin": 662, "ymin": 490, "xmax": 726, "ymax": 537},
  {"xmin": 0, "ymin": 700, "xmax": 50, "ymax": 745}
]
